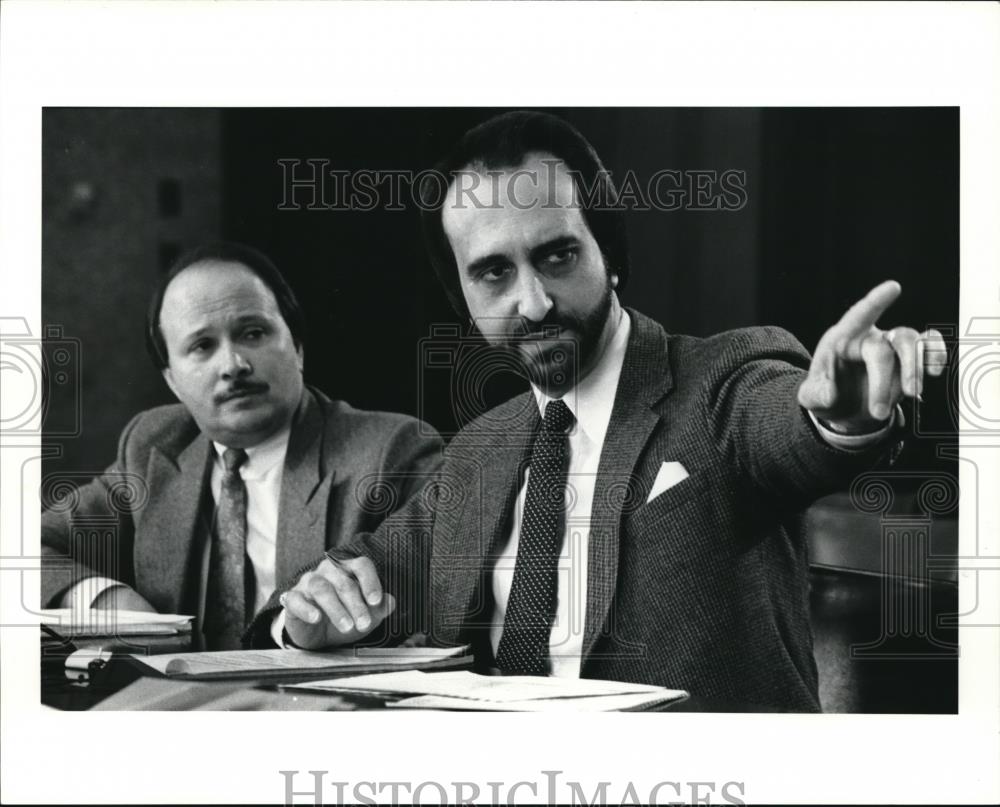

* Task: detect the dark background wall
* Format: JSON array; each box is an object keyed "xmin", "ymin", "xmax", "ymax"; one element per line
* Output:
[
  {"xmin": 42, "ymin": 107, "xmax": 958, "ymax": 477},
  {"xmin": 42, "ymin": 108, "xmax": 222, "ymax": 478}
]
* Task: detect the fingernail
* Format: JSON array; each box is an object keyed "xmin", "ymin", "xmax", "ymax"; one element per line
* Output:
[
  {"xmin": 872, "ymin": 403, "xmax": 889, "ymax": 420},
  {"xmin": 338, "ymin": 618, "xmax": 353, "ymax": 632},
  {"xmin": 366, "ymin": 592, "xmax": 382, "ymax": 606},
  {"xmin": 355, "ymin": 616, "xmax": 371, "ymax": 631},
  {"xmin": 306, "ymin": 608, "xmax": 320, "ymax": 624}
]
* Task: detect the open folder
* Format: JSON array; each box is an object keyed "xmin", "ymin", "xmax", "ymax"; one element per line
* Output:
[
  {"xmin": 127, "ymin": 645, "xmax": 472, "ymax": 681},
  {"xmin": 288, "ymin": 670, "xmax": 689, "ymax": 712}
]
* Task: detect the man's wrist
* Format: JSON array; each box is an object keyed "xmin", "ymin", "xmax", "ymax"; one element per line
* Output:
[
  {"xmin": 809, "ymin": 406, "xmax": 900, "ymax": 452},
  {"xmin": 818, "ymin": 409, "xmax": 895, "ymax": 436}
]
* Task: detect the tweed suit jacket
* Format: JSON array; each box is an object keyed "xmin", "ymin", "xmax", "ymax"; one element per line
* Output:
[
  {"xmin": 40, "ymin": 386, "xmax": 443, "ymax": 636},
  {"xmin": 253, "ymin": 311, "xmax": 899, "ymax": 710}
]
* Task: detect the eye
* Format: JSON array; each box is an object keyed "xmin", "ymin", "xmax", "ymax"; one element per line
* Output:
[
  {"xmin": 479, "ymin": 264, "xmax": 512, "ymax": 284},
  {"xmin": 188, "ymin": 338, "xmax": 214, "ymax": 356},
  {"xmin": 540, "ymin": 247, "xmax": 578, "ymax": 269},
  {"xmin": 242, "ymin": 326, "xmax": 266, "ymax": 341}
]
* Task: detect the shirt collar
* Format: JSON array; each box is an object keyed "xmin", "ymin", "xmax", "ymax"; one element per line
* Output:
[
  {"xmin": 532, "ymin": 309, "xmax": 631, "ymax": 447},
  {"xmin": 213, "ymin": 425, "xmax": 291, "ymax": 480}
]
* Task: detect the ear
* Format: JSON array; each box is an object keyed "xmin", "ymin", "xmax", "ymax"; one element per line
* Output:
[
  {"xmin": 296, "ymin": 345, "xmax": 304, "ymax": 373},
  {"xmin": 161, "ymin": 366, "xmax": 179, "ymax": 399},
  {"xmin": 610, "ymin": 273, "xmax": 620, "ymax": 289}
]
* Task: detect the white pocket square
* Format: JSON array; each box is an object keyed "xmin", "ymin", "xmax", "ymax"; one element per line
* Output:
[{"xmin": 647, "ymin": 461, "xmax": 690, "ymax": 503}]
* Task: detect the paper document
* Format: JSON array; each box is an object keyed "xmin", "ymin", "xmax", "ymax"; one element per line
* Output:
[
  {"xmin": 289, "ymin": 669, "xmax": 688, "ymax": 710},
  {"xmin": 390, "ymin": 691, "xmax": 686, "ymax": 712},
  {"xmin": 129, "ymin": 645, "xmax": 471, "ymax": 680},
  {"xmin": 40, "ymin": 609, "xmax": 193, "ymax": 636}
]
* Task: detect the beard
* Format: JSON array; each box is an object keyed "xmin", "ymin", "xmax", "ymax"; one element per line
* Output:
[{"xmin": 500, "ymin": 275, "xmax": 614, "ymax": 394}]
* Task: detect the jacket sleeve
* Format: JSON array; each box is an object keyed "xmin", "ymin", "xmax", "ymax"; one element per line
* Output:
[
  {"xmin": 40, "ymin": 413, "xmax": 144, "ymax": 607},
  {"xmin": 373, "ymin": 416, "xmax": 445, "ymax": 517},
  {"xmin": 245, "ymin": 468, "xmax": 441, "ymax": 649},
  {"xmin": 244, "ymin": 417, "xmax": 444, "ymax": 648},
  {"xmin": 703, "ymin": 326, "xmax": 902, "ymax": 508}
]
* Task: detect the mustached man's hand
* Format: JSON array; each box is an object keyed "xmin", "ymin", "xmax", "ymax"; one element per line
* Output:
[
  {"xmin": 797, "ymin": 281, "xmax": 948, "ymax": 433},
  {"xmin": 280, "ymin": 555, "xmax": 395, "ymax": 650}
]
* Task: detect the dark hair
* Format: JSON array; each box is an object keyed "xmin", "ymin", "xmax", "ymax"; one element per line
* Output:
[
  {"xmin": 145, "ymin": 242, "xmax": 306, "ymax": 370},
  {"xmin": 419, "ymin": 110, "xmax": 631, "ymax": 317}
]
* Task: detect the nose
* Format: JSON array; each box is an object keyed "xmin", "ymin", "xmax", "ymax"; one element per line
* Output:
[
  {"xmin": 513, "ymin": 267, "xmax": 553, "ymax": 324},
  {"xmin": 219, "ymin": 343, "xmax": 252, "ymax": 380}
]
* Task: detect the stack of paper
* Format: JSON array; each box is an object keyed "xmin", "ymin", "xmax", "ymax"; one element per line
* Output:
[
  {"xmin": 40, "ymin": 609, "xmax": 193, "ymax": 637},
  {"xmin": 289, "ymin": 670, "xmax": 688, "ymax": 712},
  {"xmin": 128, "ymin": 645, "xmax": 472, "ymax": 681}
]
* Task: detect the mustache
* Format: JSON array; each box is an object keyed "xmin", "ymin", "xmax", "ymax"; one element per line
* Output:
[
  {"xmin": 508, "ymin": 313, "xmax": 584, "ymax": 341},
  {"xmin": 215, "ymin": 380, "xmax": 269, "ymax": 404}
]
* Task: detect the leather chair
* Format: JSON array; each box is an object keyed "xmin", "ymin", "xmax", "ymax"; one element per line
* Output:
[{"xmin": 804, "ymin": 490, "xmax": 958, "ymax": 713}]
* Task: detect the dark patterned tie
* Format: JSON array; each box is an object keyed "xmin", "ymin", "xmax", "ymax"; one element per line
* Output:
[
  {"xmin": 496, "ymin": 398, "xmax": 575, "ymax": 675},
  {"xmin": 205, "ymin": 447, "xmax": 249, "ymax": 650}
]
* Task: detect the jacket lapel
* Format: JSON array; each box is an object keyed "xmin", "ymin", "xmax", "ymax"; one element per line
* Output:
[
  {"xmin": 275, "ymin": 390, "xmax": 335, "ymax": 589},
  {"xmin": 135, "ymin": 434, "xmax": 212, "ymax": 614},
  {"xmin": 478, "ymin": 397, "xmax": 541, "ymax": 561},
  {"xmin": 436, "ymin": 394, "xmax": 540, "ymax": 642},
  {"xmin": 582, "ymin": 309, "xmax": 675, "ymax": 659}
]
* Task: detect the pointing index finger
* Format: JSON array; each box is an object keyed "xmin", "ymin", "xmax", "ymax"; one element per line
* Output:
[{"xmin": 835, "ymin": 280, "xmax": 902, "ymax": 339}]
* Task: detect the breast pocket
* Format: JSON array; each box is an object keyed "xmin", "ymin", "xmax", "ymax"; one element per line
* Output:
[{"xmin": 628, "ymin": 469, "xmax": 711, "ymax": 535}]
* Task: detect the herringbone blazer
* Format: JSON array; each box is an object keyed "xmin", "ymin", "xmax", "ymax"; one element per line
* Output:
[
  {"xmin": 40, "ymin": 387, "xmax": 443, "ymax": 632},
  {"xmin": 254, "ymin": 311, "xmax": 899, "ymax": 710}
]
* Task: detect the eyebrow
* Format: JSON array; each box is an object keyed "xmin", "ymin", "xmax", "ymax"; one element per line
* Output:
[
  {"xmin": 464, "ymin": 235, "xmax": 580, "ymax": 277},
  {"xmin": 530, "ymin": 235, "xmax": 579, "ymax": 261},
  {"xmin": 179, "ymin": 314, "xmax": 270, "ymax": 345},
  {"xmin": 179, "ymin": 327, "xmax": 213, "ymax": 352},
  {"xmin": 230, "ymin": 313, "xmax": 270, "ymax": 328},
  {"xmin": 465, "ymin": 252, "xmax": 508, "ymax": 278}
]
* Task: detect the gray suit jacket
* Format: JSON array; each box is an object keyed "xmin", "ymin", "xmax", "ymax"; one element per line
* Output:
[
  {"xmin": 40, "ymin": 387, "xmax": 443, "ymax": 633},
  {"xmin": 253, "ymin": 311, "xmax": 901, "ymax": 710}
]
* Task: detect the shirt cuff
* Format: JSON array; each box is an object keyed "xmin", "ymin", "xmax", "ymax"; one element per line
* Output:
[
  {"xmin": 59, "ymin": 577, "xmax": 129, "ymax": 613},
  {"xmin": 270, "ymin": 608, "xmax": 290, "ymax": 648},
  {"xmin": 809, "ymin": 408, "xmax": 897, "ymax": 452}
]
